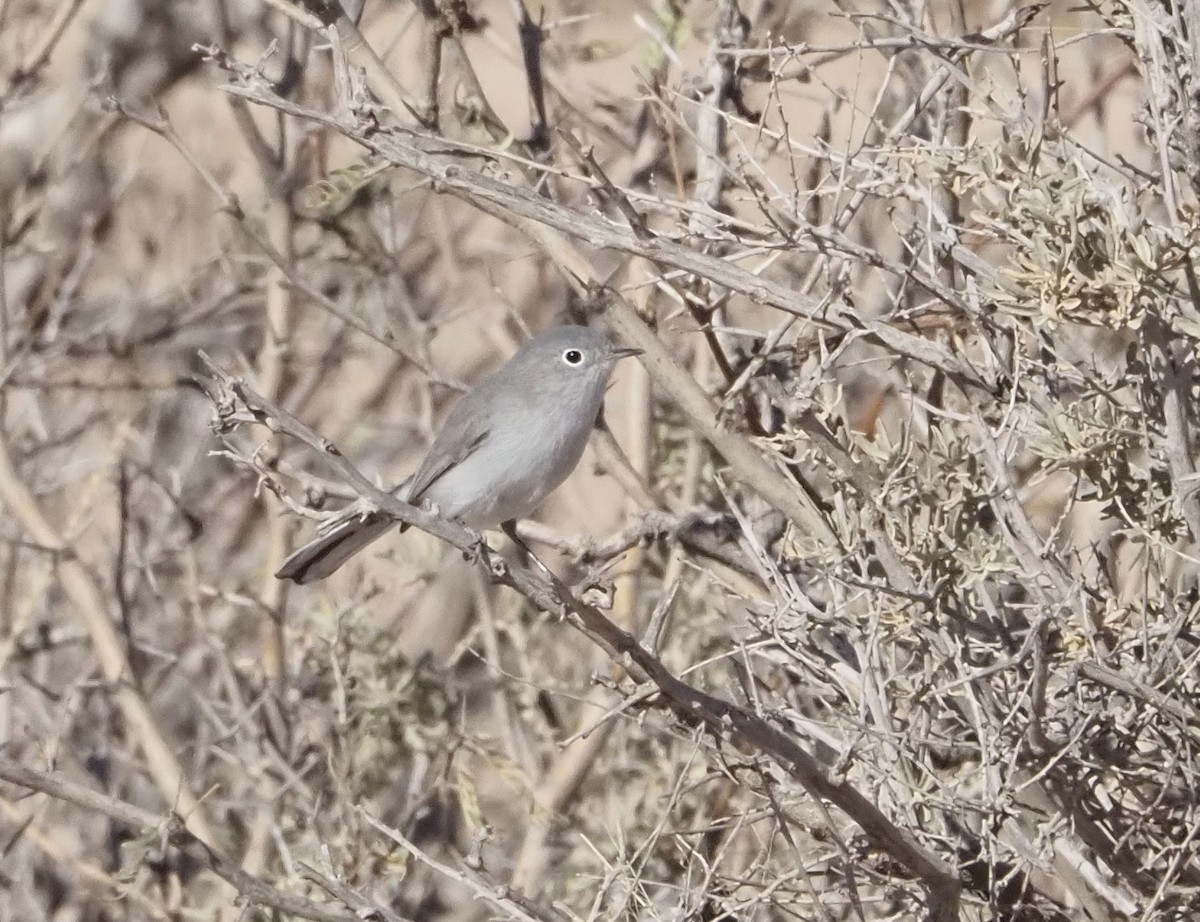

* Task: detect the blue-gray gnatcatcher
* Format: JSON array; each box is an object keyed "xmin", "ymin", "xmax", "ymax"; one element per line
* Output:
[{"xmin": 276, "ymin": 325, "xmax": 641, "ymax": 584}]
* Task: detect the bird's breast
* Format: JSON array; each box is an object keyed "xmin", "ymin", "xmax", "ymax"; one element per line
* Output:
[{"xmin": 421, "ymin": 411, "xmax": 594, "ymax": 527}]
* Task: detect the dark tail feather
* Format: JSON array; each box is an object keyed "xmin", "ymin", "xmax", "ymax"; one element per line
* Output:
[{"xmin": 275, "ymin": 515, "xmax": 396, "ymax": 584}]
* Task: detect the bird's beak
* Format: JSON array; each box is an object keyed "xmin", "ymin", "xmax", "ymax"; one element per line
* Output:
[{"xmin": 610, "ymin": 347, "xmax": 643, "ymax": 360}]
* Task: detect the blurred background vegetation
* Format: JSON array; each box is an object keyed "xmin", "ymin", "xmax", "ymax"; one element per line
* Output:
[{"xmin": 1, "ymin": 0, "xmax": 1199, "ymax": 920}]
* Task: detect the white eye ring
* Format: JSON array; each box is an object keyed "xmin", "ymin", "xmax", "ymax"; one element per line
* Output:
[{"xmin": 563, "ymin": 348, "xmax": 584, "ymax": 365}]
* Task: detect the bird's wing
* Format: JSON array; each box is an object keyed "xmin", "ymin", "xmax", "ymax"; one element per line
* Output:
[{"xmin": 406, "ymin": 398, "xmax": 491, "ymax": 503}]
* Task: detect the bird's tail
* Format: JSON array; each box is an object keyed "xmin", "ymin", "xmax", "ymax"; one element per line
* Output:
[{"xmin": 275, "ymin": 514, "xmax": 396, "ymax": 584}]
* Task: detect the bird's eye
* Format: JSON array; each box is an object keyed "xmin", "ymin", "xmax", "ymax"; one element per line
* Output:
[{"xmin": 563, "ymin": 349, "xmax": 584, "ymax": 365}]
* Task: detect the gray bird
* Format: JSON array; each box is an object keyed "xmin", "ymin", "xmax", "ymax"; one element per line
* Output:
[{"xmin": 276, "ymin": 325, "xmax": 640, "ymax": 584}]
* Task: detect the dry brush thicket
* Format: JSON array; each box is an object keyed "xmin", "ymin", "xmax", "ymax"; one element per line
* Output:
[{"xmin": 1, "ymin": 0, "xmax": 1199, "ymax": 920}]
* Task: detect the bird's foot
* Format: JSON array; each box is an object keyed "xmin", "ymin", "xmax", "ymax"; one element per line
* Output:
[{"xmin": 463, "ymin": 528, "xmax": 508, "ymax": 578}]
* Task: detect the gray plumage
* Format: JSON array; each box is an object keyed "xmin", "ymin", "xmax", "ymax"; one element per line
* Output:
[{"xmin": 276, "ymin": 326, "xmax": 638, "ymax": 584}]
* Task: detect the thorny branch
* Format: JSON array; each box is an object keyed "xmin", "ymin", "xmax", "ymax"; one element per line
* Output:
[
  {"xmin": 5, "ymin": 1, "xmax": 1200, "ymax": 919},
  {"xmin": 0, "ymin": 757, "xmax": 389, "ymax": 922},
  {"xmin": 200, "ymin": 355, "xmax": 962, "ymax": 919}
]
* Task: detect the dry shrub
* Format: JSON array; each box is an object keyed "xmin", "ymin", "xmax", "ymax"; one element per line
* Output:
[{"xmin": 1, "ymin": 1, "xmax": 1198, "ymax": 920}]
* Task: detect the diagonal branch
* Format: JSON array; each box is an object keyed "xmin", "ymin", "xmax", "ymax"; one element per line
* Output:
[
  {"xmin": 0, "ymin": 757, "xmax": 390, "ymax": 922},
  {"xmin": 0, "ymin": 435, "xmax": 219, "ymax": 850},
  {"xmin": 201, "ymin": 357, "xmax": 962, "ymax": 921},
  {"xmin": 216, "ymin": 81, "xmax": 979, "ymax": 384}
]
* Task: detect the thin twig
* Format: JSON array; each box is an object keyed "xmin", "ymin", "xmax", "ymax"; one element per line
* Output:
[
  {"xmin": 202, "ymin": 357, "xmax": 962, "ymax": 920},
  {"xmin": 0, "ymin": 758, "xmax": 378, "ymax": 922}
]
